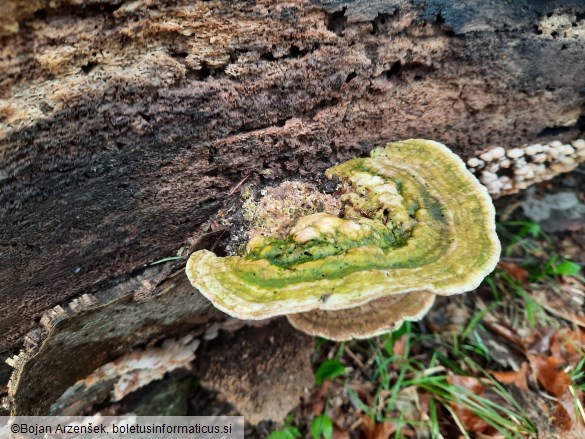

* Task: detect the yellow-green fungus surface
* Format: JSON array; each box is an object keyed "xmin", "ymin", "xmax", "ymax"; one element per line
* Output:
[{"xmin": 186, "ymin": 139, "xmax": 500, "ymax": 320}]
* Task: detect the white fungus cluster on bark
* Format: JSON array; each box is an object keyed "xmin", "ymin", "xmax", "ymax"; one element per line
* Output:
[{"xmin": 468, "ymin": 139, "xmax": 585, "ymax": 198}]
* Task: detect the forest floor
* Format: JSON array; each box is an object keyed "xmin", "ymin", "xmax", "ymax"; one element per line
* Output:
[{"xmin": 236, "ymin": 165, "xmax": 585, "ymax": 438}]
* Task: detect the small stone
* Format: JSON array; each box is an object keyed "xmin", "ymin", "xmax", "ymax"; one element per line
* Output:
[
  {"xmin": 541, "ymin": 144, "xmax": 550, "ymax": 152},
  {"xmin": 549, "ymin": 140, "xmax": 563, "ymax": 148},
  {"xmin": 480, "ymin": 171, "xmax": 498, "ymax": 184},
  {"xmin": 467, "ymin": 157, "xmax": 484, "ymax": 168},
  {"xmin": 572, "ymin": 139, "xmax": 585, "ymax": 150},
  {"xmin": 507, "ymin": 148, "xmax": 524, "ymax": 159},
  {"xmin": 490, "ymin": 146, "xmax": 506, "ymax": 159}
]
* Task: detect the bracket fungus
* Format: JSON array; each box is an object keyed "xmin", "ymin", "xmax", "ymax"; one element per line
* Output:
[
  {"xmin": 287, "ymin": 292, "xmax": 436, "ymax": 341},
  {"xmin": 186, "ymin": 139, "xmax": 500, "ymax": 340}
]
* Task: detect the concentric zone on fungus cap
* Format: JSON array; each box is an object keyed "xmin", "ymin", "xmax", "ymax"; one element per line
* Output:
[{"xmin": 186, "ymin": 139, "xmax": 501, "ymax": 334}]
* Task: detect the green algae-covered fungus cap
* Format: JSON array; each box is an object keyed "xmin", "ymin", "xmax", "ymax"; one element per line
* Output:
[{"xmin": 186, "ymin": 139, "xmax": 501, "ymax": 326}]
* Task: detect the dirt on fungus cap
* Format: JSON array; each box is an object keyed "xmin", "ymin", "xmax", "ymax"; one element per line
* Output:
[{"xmin": 186, "ymin": 139, "xmax": 501, "ymax": 336}]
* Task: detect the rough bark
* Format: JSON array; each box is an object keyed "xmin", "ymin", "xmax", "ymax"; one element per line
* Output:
[
  {"xmin": 8, "ymin": 264, "xmax": 219, "ymax": 415},
  {"xmin": 1, "ymin": 0, "xmax": 585, "ymax": 416},
  {"xmin": 195, "ymin": 319, "xmax": 315, "ymax": 424}
]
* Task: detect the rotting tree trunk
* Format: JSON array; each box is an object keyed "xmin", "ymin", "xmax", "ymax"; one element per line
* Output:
[{"xmin": 1, "ymin": 0, "xmax": 585, "ymax": 417}]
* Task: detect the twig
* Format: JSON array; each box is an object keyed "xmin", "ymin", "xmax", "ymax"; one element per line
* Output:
[
  {"xmin": 344, "ymin": 345, "xmax": 365, "ymax": 370},
  {"xmin": 210, "ymin": 229, "xmax": 228, "ymax": 252},
  {"xmin": 349, "ymin": 418, "xmax": 363, "ymax": 432},
  {"xmin": 444, "ymin": 404, "xmax": 472, "ymax": 439},
  {"xmin": 228, "ymin": 174, "xmax": 250, "ymax": 195}
]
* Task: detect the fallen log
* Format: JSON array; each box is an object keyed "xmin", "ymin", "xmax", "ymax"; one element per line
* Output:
[{"xmin": 1, "ymin": 0, "xmax": 584, "ymax": 417}]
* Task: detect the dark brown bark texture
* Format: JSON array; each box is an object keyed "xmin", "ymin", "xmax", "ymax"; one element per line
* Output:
[{"xmin": 1, "ymin": 0, "xmax": 585, "ymax": 394}]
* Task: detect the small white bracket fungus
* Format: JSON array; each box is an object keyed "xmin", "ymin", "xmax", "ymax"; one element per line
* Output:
[
  {"xmin": 469, "ymin": 137, "xmax": 585, "ymax": 198},
  {"xmin": 186, "ymin": 139, "xmax": 501, "ymax": 339}
]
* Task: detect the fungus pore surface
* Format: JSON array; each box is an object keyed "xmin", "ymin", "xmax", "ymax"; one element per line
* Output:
[{"xmin": 186, "ymin": 139, "xmax": 500, "ymax": 322}]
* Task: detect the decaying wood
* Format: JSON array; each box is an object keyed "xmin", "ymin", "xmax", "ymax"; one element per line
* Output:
[
  {"xmin": 6, "ymin": 262, "xmax": 221, "ymax": 415},
  {"xmin": 195, "ymin": 319, "xmax": 315, "ymax": 424},
  {"xmin": 1, "ymin": 0, "xmax": 585, "ymax": 416}
]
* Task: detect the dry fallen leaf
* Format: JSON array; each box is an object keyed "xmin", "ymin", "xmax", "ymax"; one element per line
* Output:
[
  {"xmin": 476, "ymin": 432, "xmax": 506, "ymax": 439},
  {"xmin": 528, "ymin": 354, "xmax": 570, "ymax": 397},
  {"xmin": 556, "ymin": 388, "xmax": 585, "ymax": 435},
  {"xmin": 392, "ymin": 334, "xmax": 407, "ymax": 357},
  {"xmin": 530, "ymin": 285, "xmax": 585, "ymax": 330},
  {"xmin": 554, "ymin": 398, "xmax": 576, "ymax": 432},
  {"xmin": 498, "ymin": 261, "xmax": 530, "ymax": 284},
  {"xmin": 332, "ymin": 424, "xmax": 351, "ymax": 439},
  {"xmin": 557, "ymin": 329, "xmax": 585, "ymax": 364},
  {"xmin": 360, "ymin": 415, "xmax": 397, "ymax": 439},
  {"xmin": 527, "ymin": 328, "xmax": 555, "ymax": 355},
  {"xmin": 311, "ymin": 380, "xmax": 331, "ymax": 415},
  {"xmin": 489, "ymin": 362, "xmax": 529, "ymax": 390},
  {"xmin": 447, "ymin": 374, "xmax": 490, "ymax": 434},
  {"xmin": 550, "ymin": 332, "xmax": 564, "ymax": 361},
  {"xmin": 483, "ymin": 321, "xmax": 524, "ymax": 348}
]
